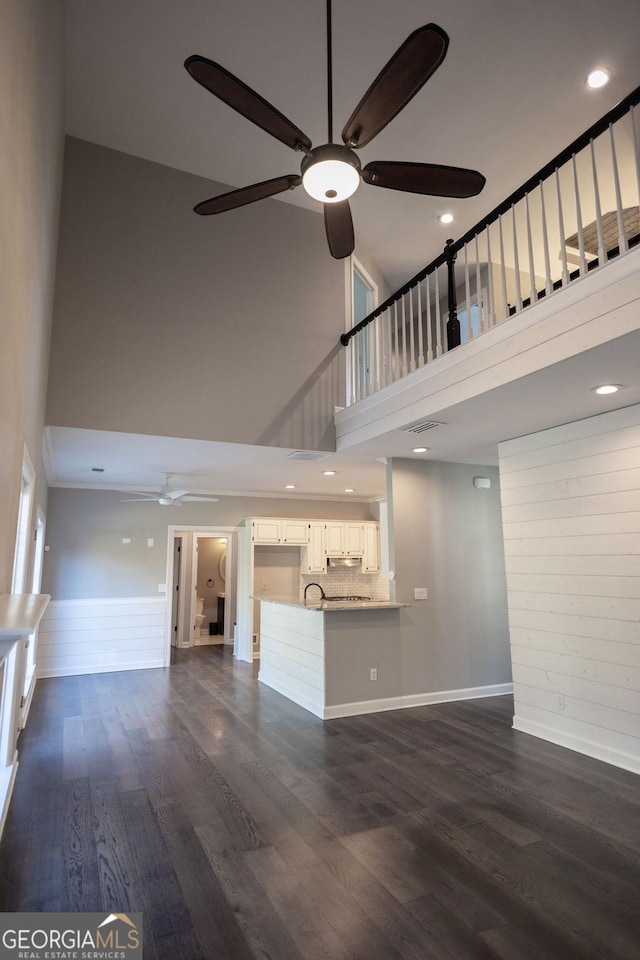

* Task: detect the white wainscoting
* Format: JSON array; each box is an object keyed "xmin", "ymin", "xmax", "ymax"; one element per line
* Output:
[
  {"xmin": 499, "ymin": 403, "xmax": 640, "ymax": 774},
  {"xmin": 38, "ymin": 596, "xmax": 168, "ymax": 678}
]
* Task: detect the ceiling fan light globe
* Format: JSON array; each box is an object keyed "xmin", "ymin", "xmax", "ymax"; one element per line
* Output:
[
  {"xmin": 301, "ymin": 144, "xmax": 361, "ymax": 204},
  {"xmin": 158, "ymin": 497, "xmax": 173, "ymax": 506},
  {"xmin": 303, "ymin": 159, "xmax": 360, "ymax": 203}
]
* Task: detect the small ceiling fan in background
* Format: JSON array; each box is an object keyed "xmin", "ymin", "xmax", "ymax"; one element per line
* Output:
[
  {"xmin": 184, "ymin": 0, "xmax": 485, "ymax": 259},
  {"xmin": 121, "ymin": 474, "xmax": 219, "ymax": 506}
]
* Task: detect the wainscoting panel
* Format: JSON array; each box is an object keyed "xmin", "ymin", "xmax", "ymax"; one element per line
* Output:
[{"xmin": 38, "ymin": 597, "xmax": 167, "ymax": 677}]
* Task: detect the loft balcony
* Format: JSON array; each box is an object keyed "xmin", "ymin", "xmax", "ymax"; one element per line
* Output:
[{"xmin": 336, "ymin": 85, "xmax": 640, "ymax": 456}]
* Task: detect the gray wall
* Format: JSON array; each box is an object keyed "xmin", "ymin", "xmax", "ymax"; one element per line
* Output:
[
  {"xmin": 0, "ymin": 0, "xmax": 64, "ymax": 592},
  {"xmin": 46, "ymin": 137, "xmax": 349, "ymax": 452},
  {"xmin": 42, "ymin": 488, "xmax": 374, "ymax": 600},
  {"xmin": 389, "ymin": 458, "xmax": 511, "ymax": 694}
]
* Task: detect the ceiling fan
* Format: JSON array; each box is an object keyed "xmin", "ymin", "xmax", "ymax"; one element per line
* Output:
[
  {"xmin": 184, "ymin": 0, "xmax": 485, "ymax": 259},
  {"xmin": 121, "ymin": 474, "xmax": 219, "ymax": 506}
]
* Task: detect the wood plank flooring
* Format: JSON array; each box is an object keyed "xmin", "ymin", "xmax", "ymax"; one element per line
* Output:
[{"xmin": 1, "ymin": 646, "xmax": 639, "ymax": 959}]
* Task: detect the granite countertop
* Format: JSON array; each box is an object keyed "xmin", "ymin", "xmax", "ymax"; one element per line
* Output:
[{"xmin": 253, "ymin": 595, "xmax": 408, "ymax": 611}]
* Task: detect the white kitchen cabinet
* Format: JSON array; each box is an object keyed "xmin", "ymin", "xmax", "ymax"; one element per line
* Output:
[
  {"xmin": 345, "ymin": 523, "xmax": 364, "ymax": 555},
  {"xmin": 363, "ymin": 522, "xmax": 380, "ymax": 572},
  {"xmin": 324, "ymin": 522, "xmax": 345, "ymax": 556},
  {"xmin": 302, "ymin": 522, "xmax": 326, "ymax": 574},
  {"xmin": 251, "ymin": 519, "xmax": 310, "ymax": 545}
]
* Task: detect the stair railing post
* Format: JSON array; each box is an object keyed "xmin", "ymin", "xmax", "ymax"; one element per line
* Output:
[{"xmin": 445, "ymin": 239, "xmax": 460, "ymax": 350}]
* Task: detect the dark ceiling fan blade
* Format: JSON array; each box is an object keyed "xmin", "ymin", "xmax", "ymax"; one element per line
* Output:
[
  {"xmin": 185, "ymin": 55, "xmax": 312, "ymax": 152},
  {"xmin": 194, "ymin": 176, "xmax": 301, "ymax": 215},
  {"xmin": 342, "ymin": 24, "xmax": 448, "ymax": 149},
  {"xmin": 324, "ymin": 201, "xmax": 355, "ymax": 259},
  {"xmin": 363, "ymin": 161, "xmax": 486, "ymax": 198}
]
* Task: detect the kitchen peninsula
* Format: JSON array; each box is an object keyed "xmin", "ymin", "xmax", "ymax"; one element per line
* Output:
[{"xmin": 256, "ymin": 595, "xmax": 408, "ymax": 720}]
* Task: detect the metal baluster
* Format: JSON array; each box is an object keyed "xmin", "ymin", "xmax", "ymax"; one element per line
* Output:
[
  {"xmin": 425, "ymin": 274, "xmax": 433, "ymax": 362},
  {"xmin": 572, "ymin": 153, "xmax": 587, "ymax": 276},
  {"xmin": 498, "ymin": 213, "xmax": 509, "ymax": 319},
  {"xmin": 539, "ymin": 178, "xmax": 553, "ymax": 297},
  {"xmin": 511, "ymin": 204, "xmax": 522, "ymax": 312},
  {"xmin": 474, "ymin": 234, "xmax": 483, "ymax": 333},
  {"xmin": 525, "ymin": 192, "xmax": 537, "ymax": 305},
  {"xmin": 416, "ymin": 280, "xmax": 424, "ymax": 367},
  {"xmin": 556, "ymin": 167, "xmax": 570, "ymax": 286},
  {"xmin": 609, "ymin": 123, "xmax": 628, "ymax": 254},
  {"xmin": 434, "ymin": 267, "xmax": 443, "ymax": 356},
  {"xmin": 463, "ymin": 244, "xmax": 472, "ymax": 341}
]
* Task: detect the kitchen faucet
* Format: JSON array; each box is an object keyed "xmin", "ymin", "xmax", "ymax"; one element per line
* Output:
[{"xmin": 304, "ymin": 582, "xmax": 326, "ymax": 604}]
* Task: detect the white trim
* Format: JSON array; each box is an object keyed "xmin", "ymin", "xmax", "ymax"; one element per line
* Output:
[
  {"xmin": 513, "ymin": 717, "xmax": 640, "ymax": 776},
  {"xmin": 39, "ymin": 660, "xmax": 165, "ymax": 679},
  {"xmin": 41, "ymin": 427, "xmax": 56, "ymax": 486},
  {"xmin": 0, "ymin": 760, "xmax": 19, "ymax": 842},
  {"xmin": 47, "ymin": 595, "xmax": 165, "ymax": 607},
  {"xmin": 46, "ymin": 480, "xmax": 375, "ymax": 503},
  {"xmin": 322, "ymin": 682, "xmax": 513, "ymax": 720}
]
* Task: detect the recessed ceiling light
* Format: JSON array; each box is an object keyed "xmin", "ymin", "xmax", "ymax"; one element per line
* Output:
[
  {"xmin": 285, "ymin": 484, "xmax": 296, "ymax": 489},
  {"xmin": 592, "ymin": 383, "xmax": 621, "ymax": 395},
  {"xmin": 323, "ymin": 470, "xmax": 337, "ymax": 476},
  {"xmin": 438, "ymin": 213, "xmax": 454, "ymax": 224},
  {"xmin": 344, "ymin": 488, "xmax": 355, "ymax": 493},
  {"xmin": 412, "ymin": 447, "xmax": 429, "ymax": 454},
  {"xmin": 587, "ymin": 69, "xmax": 609, "ymax": 89}
]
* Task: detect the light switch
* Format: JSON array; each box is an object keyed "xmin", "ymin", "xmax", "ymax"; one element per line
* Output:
[
  {"xmin": 147, "ymin": 538, "xmax": 154, "ymax": 547},
  {"xmin": 122, "ymin": 538, "xmax": 131, "ymax": 544},
  {"xmin": 414, "ymin": 587, "xmax": 428, "ymax": 600}
]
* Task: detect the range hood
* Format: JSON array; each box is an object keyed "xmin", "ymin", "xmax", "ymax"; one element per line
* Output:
[{"xmin": 327, "ymin": 556, "xmax": 362, "ymax": 568}]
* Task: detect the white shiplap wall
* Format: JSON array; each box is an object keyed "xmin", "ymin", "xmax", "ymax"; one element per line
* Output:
[
  {"xmin": 258, "ymin": 602, "xmax": 325, "ymax": 718},
  {"xmin": 38, "ymin": 597, "xmax": 167, "ymax": 677},
  {"xmin": 499, "ymin": 403, "xmax": 640, "ymax": 774}
]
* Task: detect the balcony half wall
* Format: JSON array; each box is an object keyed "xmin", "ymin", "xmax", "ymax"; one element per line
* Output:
[{"xmin": 335, "ymin": 245, "xmax": 640, "ymax": 459}]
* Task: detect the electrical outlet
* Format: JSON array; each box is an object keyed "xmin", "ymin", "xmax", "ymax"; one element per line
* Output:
[
  {"xmin": 157, "ymin": 584, "xmax": 166, "ymax": 593},
  {"xmin": 122, "ymin": 538, "xmax": 131, "ymax": 544},
  {"xmin": 370, "ymin": 668, "xmax": 377, "ymax": 681},
  {"xmin": 147, "ymin": 538, "xmax": 154, "ymax": 547},
  {"xmin": 414, "ymin": 587, "xmax": 428, "ymax": 600},
  {"xmin": 556, "ymin": 694, "xmax": 565, "ymax": 710},
  {"xmin": 262, "ymin": 580, "xmax": 268, "ymax": 590}
]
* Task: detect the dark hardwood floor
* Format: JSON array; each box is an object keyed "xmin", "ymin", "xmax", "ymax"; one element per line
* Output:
[{"xmin": 1, "ymin": 646, "xmax": 639, "ymax": 959}]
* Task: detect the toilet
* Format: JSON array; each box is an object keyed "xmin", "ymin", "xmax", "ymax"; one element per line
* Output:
[{"xmin": 195, "ymin": 597, "xmax": 207, "ymax": 639}]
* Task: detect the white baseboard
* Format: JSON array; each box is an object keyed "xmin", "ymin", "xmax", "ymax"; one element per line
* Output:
[
  {"xmin": 0, "ymin": 761, "xmax": 19, "ymax": 842},
  {"xmin": 38, "ymin": 659, "xmax": 165, "ymax": 679},
  {"xmin": 323, "ymin": 682, "xmax": 513, "ymax": 720},
  {"xmin": 513, "ymin": 716, "xmax": 640, "ymax": 776},
  {"xmin": 258, "ymin": 670, "xmax": 324, "ymax": 719}
]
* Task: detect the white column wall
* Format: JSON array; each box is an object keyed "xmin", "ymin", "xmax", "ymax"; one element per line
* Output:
[{"xmin": 499, "ymin": 403, "xmax": 640, "ymax": 773}]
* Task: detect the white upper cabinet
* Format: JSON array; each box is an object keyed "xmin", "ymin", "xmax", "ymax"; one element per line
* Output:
[
  {"xmin": 248, "ymin": 517, "xmax": 379, "ymax": 571},
  {"xmin": 363, "ymin": 523, "xmax": 380, "ymax": 572},
  {"xmin": 324, "ymin": 522, "xmax": 345, "ymax": 556},
  {"xmin": 251, "ymin": 519, "xmax": 310, "ymax": 545},
  {"xmin": 302, "ymin": 522, "xmax": 326, "ymax": 575}
]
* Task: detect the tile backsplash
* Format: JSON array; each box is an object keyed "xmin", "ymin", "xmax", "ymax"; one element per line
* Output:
[{"xmin": 300, "ymin": 570, "xmax": 390, "ymax": 601}]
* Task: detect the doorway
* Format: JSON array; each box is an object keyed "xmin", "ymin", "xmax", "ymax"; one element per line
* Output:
[{"xmin": 165, "ymin": 526, "xmax": 235, "ymax": 663}]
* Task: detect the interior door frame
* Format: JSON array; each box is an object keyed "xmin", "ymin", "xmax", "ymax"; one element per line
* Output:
[{"xmin": 164, "ymin": 525, "xmax": 236, "ymax": 666}]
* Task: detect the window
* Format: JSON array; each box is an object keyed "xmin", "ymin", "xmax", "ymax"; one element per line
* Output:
[
  {"xmin": 457, "ymin": 288, "xmax": 488, "ymax": 344},
  {"xmin": 348, "ymin": 258, "xmax": 378, "ymax": 402}
]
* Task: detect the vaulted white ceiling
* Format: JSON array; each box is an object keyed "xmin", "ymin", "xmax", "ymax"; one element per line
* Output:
[
  {"xmin": 63, "ymin": 0, "xmax": 640, "ymax": 289},
  {"xmin": 53, "ymin": 0, "xmax": 640, "ymax": 500}
]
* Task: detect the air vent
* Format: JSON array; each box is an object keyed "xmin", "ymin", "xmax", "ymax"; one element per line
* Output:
[
  {"xmin": 404, "ymin": 420, "xmax": 443, "ymax": 435},
  {"xmin": 286, "ymin": 451, "xmax": 329, "ymax": 462}
]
